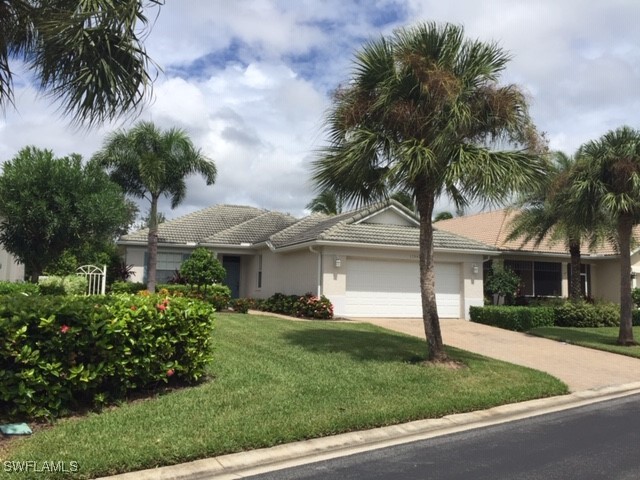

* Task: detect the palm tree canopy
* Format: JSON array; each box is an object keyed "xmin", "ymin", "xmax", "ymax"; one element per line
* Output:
[
  {"xmin": 313, "ymin": 22, "xmax": 548, "ymax": 211},
  {"xmin": 92, "ymin": 121, "xmax": 217, "ymax": 208},
  {"xmin": 572, "ymin": 126, "xmax": 640, "ymax": 221},
  {"xmin": 306, "ymin": 189, "xmax": 343, "ymax": 215},
  {"xmin": 0, "ymin": 0, "xmax": 161, "ymax": 125},
  {"xmin": 507, "ymin": 150, "xmax": 611, "ymax": 251},
  {"xmin": 312, "ymin": 22, "xmax": 547, "ymax": 361}
]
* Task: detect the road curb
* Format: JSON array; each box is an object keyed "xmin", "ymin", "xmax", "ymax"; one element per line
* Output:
[{"xmin": 99, "ymin": 382, "xmax": 640, "ymax": 480}]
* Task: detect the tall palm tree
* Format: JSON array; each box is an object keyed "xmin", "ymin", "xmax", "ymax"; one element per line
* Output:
[
  {"xmin": 507, "ymin": 151, "xmax": 610, "ymax": 301},
  {"xmin": 306, "ymin": 189, "xmax": 343, "ymax": 215},
  {"xmin": 93, "ymin": 121, "xmax": 217, "ymax": 292},
  {"xmin": 572, "ymin": 126, "xmax": 640, "ymax": 346},
  {"xmin": 312, "ymin": 22, "xmax": 547, "ymax": 362},
  {"xmin": 0, "ymin": 0, "xmax": 161, "ymax": 125}
]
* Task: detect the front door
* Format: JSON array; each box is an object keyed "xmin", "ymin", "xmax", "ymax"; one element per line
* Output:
[{"xmin": 222, "ymin": 256, "xmax": 241, "ymax": 298}]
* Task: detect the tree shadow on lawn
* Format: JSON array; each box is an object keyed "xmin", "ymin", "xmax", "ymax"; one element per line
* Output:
[
  {"xmin": 532, "ymin": 328, "xmax": 627, "ymax": 346},
  {"xmin": 282, "ymin": 326, "xmax": 482, "ymax": 366}
]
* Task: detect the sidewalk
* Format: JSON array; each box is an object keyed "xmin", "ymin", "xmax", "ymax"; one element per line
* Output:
[{"xmin": 361, "ymin": 318, "xmax": 640, "ymax": 392}]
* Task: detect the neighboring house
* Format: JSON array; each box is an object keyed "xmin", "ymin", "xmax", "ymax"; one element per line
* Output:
[
  {"xmin": 435, "ymin": 209, "xmax": 637, "ymax": 302},
  {"xmin": 118, "ymin": 201, "xmax": 495, "ymax": 319},
  {"xmin": 0, "ymin": 245, "xmax": 24, "ymax": 281}
]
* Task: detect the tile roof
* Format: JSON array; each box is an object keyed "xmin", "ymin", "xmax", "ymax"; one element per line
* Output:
[
  {"xmin": 120, "ymin": 205, "xmax": 269, "ymax": 244},
  {"xmin": 119, "ymin": 200, "xmax": 496, "ymax": 253},
  {"xmin": 434, "ymin": 209, "xmax": 627, "ymax": 256},
  {"xmin": 270, "ymin": 200, "xmax": 495, "ymax": 252},
  {"xmin": 203, "ymin": 211, "xmax": 298, "ymax": 245}
]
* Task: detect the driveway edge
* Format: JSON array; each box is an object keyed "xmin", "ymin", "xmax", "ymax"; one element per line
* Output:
[{"xmin": 100, "ymin": 382, "xmax": 640, "ymax": 480}]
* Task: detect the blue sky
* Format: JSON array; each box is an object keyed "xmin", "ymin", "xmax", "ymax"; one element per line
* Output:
[{"xmin": 1, "ymin": 0, "xmax": 640, "ymax": 220}]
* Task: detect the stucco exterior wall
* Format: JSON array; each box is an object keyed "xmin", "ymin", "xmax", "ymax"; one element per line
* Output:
[
  {"xmin": 591, "ymin": 259, "xmax": 621, "ymax": 302},
  {"xmin": 0, "ymin": 248, "xmax": 24, "ymax": 281}
]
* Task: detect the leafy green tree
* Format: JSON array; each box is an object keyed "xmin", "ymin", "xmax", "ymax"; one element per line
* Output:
[
  {"xmin": 180, "ymin": 248, "xmax": 226, "ymax": 293},
  {"xmin": 507, "ymin": 151, "xmax": 611, "ymax": 301},
  {"xmin": 94, "ymin": 121, "xmax": 217, "ymax": 292},
  {"xmin": 1, "ymin": 0, "xmax": 161, "ymax": 125},
  {"xmin": 312, "ymin": 22, "xmax": 547, "ymax": 361},
  {"xmin": 306, "ymin": 189, "xmax": 343, "ymax": 215},
  {"xmin": 485, "ymin": 266, "xmax": 520, "ymax": 305},
  {"xmin": 0, "ymin": 146, "xmax": 132, "ymax": 281},
  {"xmin": 571, "ymin": 126, "xmax": 640, "ymax": 345}
]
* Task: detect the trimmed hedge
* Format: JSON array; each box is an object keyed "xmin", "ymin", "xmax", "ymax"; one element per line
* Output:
[
  {"xmin": 554, "ymin": 302, "xmax": 619, "ymax": 328},
  {"xmin": 471, "ymin": 302, "xmax": 633, "ymax": 331},
  {"xmin": 469, "ymin": 306, "xmax": 555, "ymax": 332},
  {"xmin": 0, "ymin": 293, "xmax": 215, "ymax": 419}
]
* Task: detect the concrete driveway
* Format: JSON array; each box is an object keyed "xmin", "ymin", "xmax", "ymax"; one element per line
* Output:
[{"xmin": 360, "ymin": 318, "xmax": 640, "ymax": 392}]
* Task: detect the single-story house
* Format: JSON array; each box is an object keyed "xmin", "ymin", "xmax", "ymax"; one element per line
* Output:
[
  {"xmin": 118, "ymin": 201, "xmax": 495, "ymax": 319},
  {"xmin": 435, "ymin": 209, "xmax": 640, "ymax": 302}
]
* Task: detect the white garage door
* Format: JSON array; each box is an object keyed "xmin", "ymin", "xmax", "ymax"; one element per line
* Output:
[{"xmin": 345, "ymin": 259, "xmax": 461, "ymax": 318}]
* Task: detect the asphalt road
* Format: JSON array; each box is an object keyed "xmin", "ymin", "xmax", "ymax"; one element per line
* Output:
[{"xmin": 247, "ymin": 394, "xmax": 640, "ymax": 480}]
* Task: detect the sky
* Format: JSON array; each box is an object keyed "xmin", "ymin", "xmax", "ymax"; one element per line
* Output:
[{"xmin": 2, "ymin": 0, "xmax": 640, "ymax": 221}]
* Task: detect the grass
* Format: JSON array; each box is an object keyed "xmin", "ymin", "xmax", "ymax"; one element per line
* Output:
[
  {"xmin": 1, "ymin": 314, "xmax": 567, "ymax": 479},
  {"xmin": 529, "ymin": 326, "xmax": 640, "ymax": 358}
]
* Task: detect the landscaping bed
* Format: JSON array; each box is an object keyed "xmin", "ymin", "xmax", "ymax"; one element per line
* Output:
[{"xmin": 1, "ymin": 314, "xmax": 567, "ymax": 479}]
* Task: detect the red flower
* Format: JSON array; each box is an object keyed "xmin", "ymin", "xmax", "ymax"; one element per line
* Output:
[
  {"xmin": 130, "ymin": 305, "xmax": 138, "ymax": 311},
  {"xmin": 157, "ymin": 303, "xmax": 167, "ymax": 311},
  {"xmin": 60, "ymin": 324, "xmax": 70, "ymax": 334},
  {"xmin": 166, "ymin": 368, "xmax": 175, "ymax": 377}
]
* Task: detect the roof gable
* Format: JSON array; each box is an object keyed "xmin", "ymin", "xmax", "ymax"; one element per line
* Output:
[{"xmin": 355, "ymin": 204, "xmax": 418, "ymax": 227}]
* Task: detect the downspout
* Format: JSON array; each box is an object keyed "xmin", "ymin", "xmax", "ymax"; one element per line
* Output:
[{"xmin": 309, "ymin": 246, "xmax": 323, "ymax": 297}]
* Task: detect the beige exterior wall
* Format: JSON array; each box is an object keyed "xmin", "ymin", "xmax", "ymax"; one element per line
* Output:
[
  {"xmin": 591, "ymin": 259, "xmax": 620, "ymax": 302},
  {"xmin": 126, "ymin": 247, "xmax": 147, "ymax": 283},
  {"xmin": 0, "ymin": 247, "xmax": 24, "ymax": 281}
]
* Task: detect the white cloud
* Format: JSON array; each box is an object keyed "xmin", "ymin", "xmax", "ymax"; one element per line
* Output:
[{"xmin": 3, "ymin": 0, "xmax": 640, "ymax": 220}]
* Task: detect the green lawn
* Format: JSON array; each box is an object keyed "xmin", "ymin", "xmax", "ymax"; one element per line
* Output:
[
  {"xmin": 529, "ymin": 326, "xmax": 640, "ymax": 358},
  {"xmin": 1, "ymin": 314, "xmax": 567, "ymax": 479}
]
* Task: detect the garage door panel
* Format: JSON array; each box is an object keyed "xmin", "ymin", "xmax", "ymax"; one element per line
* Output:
[{"xmin": 345, "ymin": 259, "xmax": 460, "ymax": 318}]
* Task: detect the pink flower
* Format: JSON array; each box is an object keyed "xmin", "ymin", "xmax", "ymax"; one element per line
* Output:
[
  {"xmin": 60, "ymin": 325, "xmax": 70, "ymax": 334},
  {"xmin": 130, "ymin": 305, "xmax": 137, "ymax": 311},
  {"xmin": 166, "ymin": 368, "xmax": 175, "ymax": 377},
  {"xmin": 157, "ymin": 303, "xmax": 167, "ymax": 311}
]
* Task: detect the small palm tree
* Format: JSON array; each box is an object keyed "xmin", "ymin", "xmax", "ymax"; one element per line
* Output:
[
  {"xmin": 508, "ymin": 151, "xmax": 610, "ymax": 301},
  {"xmin": 572, "ymin": 126, "xmax": 640, "ymax": 345},
  {"xmin": 1, "ymin": 0, "xmax": 161, "ymax": 125},
  {"xmin": 94, "ymin": 121, "xmax": 217, "ymax": 292},
  {"xmin": 312, "ymin": 22, "xmax": 547, "ymax": 361},
  {"xmin": 306, "ymin": 189, "xmax": 343, "ymax": 215}
]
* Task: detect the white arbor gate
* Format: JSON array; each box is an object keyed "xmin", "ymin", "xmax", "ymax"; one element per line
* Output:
[{"xmin": 76, "ymin": 265, "xmax": 107, "ymax": 295}]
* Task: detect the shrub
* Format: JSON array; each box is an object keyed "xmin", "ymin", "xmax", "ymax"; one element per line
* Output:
[
  {"xmin": 157, "ymin": 283, "xmax": 231, "ymax": 311},
  {"xmin": 633, "ymin": 310, "xmax": 640, "ymax": 326},
  {"xmin": 553, "ymin": 301, "xmax": 619, "ymax": 328},
  {"xmin": 39, "ymin": 275, "xmax": 88, "ymax": 295},
  {"xmin": 180, "ymin": 248, "xmax": 226, "ymax": 292},
  {"xmin": 110, "ymin": 281, "xmax": 146, "ymax": 294},
  {"xmin": 470, "ymin": 306, "xmax": 555, "ymax": 332},
  {"xmin": 632, "ymin": 288, "xmax": 640, "ymax": 309},
  {"xmin": 293, "ymin": 293, "xmax": 334, "ymax": 319},
  {"xmin": 258, "ymin": 292, "xmax": 334, "ymax": 320},
  {"xmin": 485, "ymin": 266, "xmax": 520, "ymax": 305},
  {"xmin": 230, "ymin": 298, "xmax": 252, "ymax": 314},
  {"xmin": 0, "ymin": 294, "xmax": 215, "ymax": 419},
  {"xmin": 0, "ymin": 281, "xmax": 40, "ymax": 296}
]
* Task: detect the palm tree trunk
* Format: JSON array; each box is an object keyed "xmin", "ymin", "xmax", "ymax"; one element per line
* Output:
[
  {"xmin": 617, "ymin": 215, "xmax": 636, "ymax": 345},
  {"xmin": 416, "ymin": 188, "xmax": 447, "ymax": 362},
  {"xmin": 568, "ymin": 239, "xmax": 582, "ymax": 302},
  {"xmin": 147, "ymin": 194, "xmax": 160, "ymax": 293}
]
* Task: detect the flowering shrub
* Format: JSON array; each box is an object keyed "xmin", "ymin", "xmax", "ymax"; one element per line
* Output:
[
  {"xmin": 258, "ymin": 292, "xmax": 334, "ymax": 320},
  {"xmin": 0, "ymin": 294, "xmax": 215, "ymax": 419},
  {"xmin": 38, "ymin": 275, "xmax": 88, "ymax": 295}
]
